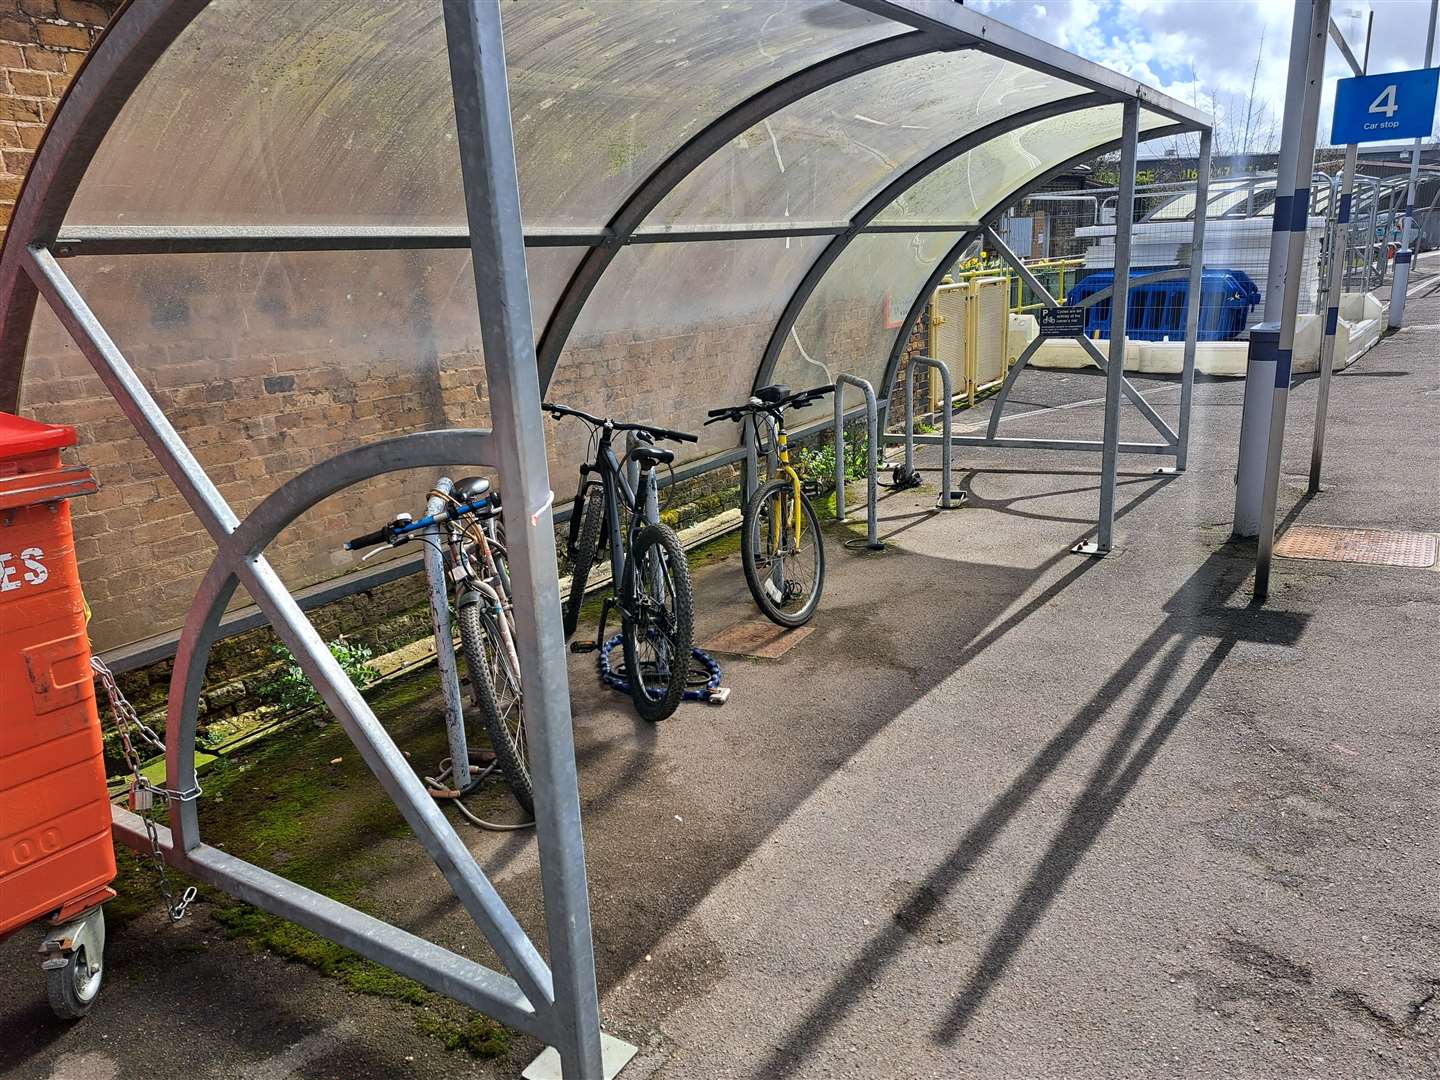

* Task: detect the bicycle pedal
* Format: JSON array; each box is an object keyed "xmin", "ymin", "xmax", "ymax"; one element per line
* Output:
[
  {"xmin": 570, "ymin": 640, "xmax": 599, "ymax": 653},
  {"xmin": 705, "ymin": 687, "xmax": 731, "ymax": 707}
]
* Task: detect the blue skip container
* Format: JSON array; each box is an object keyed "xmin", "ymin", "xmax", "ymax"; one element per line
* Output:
[{"xmin": 1066, "ymin": 268, "xmax": 1261, "ymax": 341}]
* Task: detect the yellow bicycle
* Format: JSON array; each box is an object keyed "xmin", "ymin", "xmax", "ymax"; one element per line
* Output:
[{"xmin": 706, "ymin": 383, "xmax": 833, "ymax": 627}]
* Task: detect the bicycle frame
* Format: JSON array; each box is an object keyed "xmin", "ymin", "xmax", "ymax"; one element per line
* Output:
[
  {"xmin": 752, "ymin": 411, "xmax": 805, "ymax": 551},
  {"xmin": 569, "ymin": 427, "xmax": 662, "ymax": 619}
]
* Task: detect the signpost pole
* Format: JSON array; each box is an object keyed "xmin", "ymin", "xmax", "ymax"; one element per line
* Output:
[
  {"xmin": 1310, "ymin": 13, "xmax": 1371, "ymax": 493},
  {"xmin": 1390, "ymin": 0, "xmax": 1439, "ymax": 328}
]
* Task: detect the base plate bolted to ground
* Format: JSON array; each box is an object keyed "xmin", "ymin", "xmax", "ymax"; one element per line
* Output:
[
  {"xmin": 523, "ymin": 1033, "xmax": 639, "ymax": 1080},
  {"xmin": 1071, "ymin": 540, "xmax": 1119, "ymax": 558}
]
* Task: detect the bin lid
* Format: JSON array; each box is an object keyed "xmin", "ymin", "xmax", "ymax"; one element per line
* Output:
[{"xmin": 0, "ymin": 412, "xmax": 77, "ymax": 457}]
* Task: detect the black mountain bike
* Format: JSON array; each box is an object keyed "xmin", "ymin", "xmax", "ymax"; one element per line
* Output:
[
  {"xmin": 544, "ymin": 401, "xmax": 698, "ymax": 722},
  {"xmin": 707, "ymin": 383, "xmax": 832, "ymax": 627}
]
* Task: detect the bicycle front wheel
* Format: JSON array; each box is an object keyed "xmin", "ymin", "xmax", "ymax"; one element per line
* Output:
[
  {"xmin": 458, "ymin": 599, "xmax": 533, "ymax": 814},
  {"xmin": 563, "ymin": 486, "xmax": 604, "ymax": 640},
  {"xmin": 620, "ymin": 523, "xmax": 694, "ymax": 722},
  {"xmin": 741, "ymin": 478, "xmax": 825, "ymax": 627}
]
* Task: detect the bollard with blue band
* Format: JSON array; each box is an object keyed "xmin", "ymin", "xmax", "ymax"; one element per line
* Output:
[
  {"xmin": 1233, "ymin": 0, "xmax": 1324, "ymax": 540},
  {"xmin": 1253, "ymin": 0, "xmax": 1330, "ymax": 601}
]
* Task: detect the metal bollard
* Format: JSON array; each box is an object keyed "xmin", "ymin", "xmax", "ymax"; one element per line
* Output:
[
  {"xmin": 422, "ymin": 477, "xmax": 470, "ymax": 790},
  {"xmin": 903, "ymin": 355, "xmax": 964, "ymax": 509},
  {"xmin": 832, "ymin": 374, "xmax": 883, "ymax": 551}
]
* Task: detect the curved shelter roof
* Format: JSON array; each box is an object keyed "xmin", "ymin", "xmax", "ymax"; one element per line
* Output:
[{"xmin": 0, "ymin": 0, "xmax": 1209, "ymax": 653}]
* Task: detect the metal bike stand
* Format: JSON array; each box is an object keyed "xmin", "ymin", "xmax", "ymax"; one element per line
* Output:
[
  {"xmin": 421, "ymin": 477, "xmax": 471, "ymax": 791},
  {"xmin": 901, "ymin": 356, "xmax": 964, "ymax": 509},
  {"xmin": 832, "ymin": 374, "xmax": 884, "ymax": 551}
]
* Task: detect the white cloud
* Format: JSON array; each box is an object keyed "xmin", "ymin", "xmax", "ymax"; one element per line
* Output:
[{"xmin": 966, "ymin": 0, "xmax": 1438, "ymax": 148}]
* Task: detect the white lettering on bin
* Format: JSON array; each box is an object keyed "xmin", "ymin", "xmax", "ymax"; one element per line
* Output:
[{"xmin": 0, "ymin": 547, "xmax": 47, "ymax": 591}]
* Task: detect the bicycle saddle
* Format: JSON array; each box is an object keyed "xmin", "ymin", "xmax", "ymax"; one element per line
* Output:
[
  {"xmin": 452, "ymin": 476, "xmax": 492, "ymax": 503},
  {"xmin": 628, "ymin": 444, "xmax": 675, "ymax": 468},
  {"xmin": 753, "ymin": 384, "xmax": 791, "ymax": 404}
]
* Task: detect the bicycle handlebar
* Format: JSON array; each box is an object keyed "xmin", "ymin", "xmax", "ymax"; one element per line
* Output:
[
  {"xmin": 344, "ymin": 496, "xmax": 498, "ymax": 552},
  {"xmin": 706, "ymin": 383, "xmax": 837, "ymax": 423},
  {"xmin": 542, "ymin": 401, "xmax": 698, "ymax": 444},
  {"xmin": 344, "ymin": 526, "xmax": 391, "ymax": 551}
]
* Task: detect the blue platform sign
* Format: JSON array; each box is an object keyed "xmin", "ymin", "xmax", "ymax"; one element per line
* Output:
[{"xmin": 1331, "ymin": 67, "xmax": 1440, "ymax": 144}]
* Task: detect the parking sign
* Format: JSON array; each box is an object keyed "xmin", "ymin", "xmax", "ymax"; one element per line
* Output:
[{"xmin": 1331, "ymin": 68, "xmax": 1440, "ymax": 144}]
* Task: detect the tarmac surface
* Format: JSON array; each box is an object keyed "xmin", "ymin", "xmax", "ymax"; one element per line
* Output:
[{"xmin": 2, "ymin": 282, "xmax": 1437, "ymax": 1079}]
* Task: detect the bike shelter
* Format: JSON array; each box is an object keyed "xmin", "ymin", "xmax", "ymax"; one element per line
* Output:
[{"xmin": 0, "ymin": 2, "xmax": 1211, "ymax": 1075}]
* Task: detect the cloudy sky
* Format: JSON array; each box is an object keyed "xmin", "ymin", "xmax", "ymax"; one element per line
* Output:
[{"xmin": 965, "ymin": 0, "xmax": 1438, "ymax": 151}]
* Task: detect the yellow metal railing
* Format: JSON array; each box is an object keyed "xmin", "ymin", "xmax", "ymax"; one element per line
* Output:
[
  {"xmin": 936, "ymin": 256, "xmax": 1085, "ymax": 314},
  {"xmin": 924, "ymin": 257, "xmax": 1086, "ymax": 411}
]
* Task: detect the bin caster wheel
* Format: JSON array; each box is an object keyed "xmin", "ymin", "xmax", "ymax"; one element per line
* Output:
[{"xmin": 41, "ymin": 906, "xmax": 105, "ymax": 1019}]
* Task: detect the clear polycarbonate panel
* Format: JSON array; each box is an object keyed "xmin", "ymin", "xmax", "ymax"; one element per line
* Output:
[
  {"xmin": 546, "ymin": 236, "xmax": 830, "ymax": 476},
  {"xmin": 646, "ymin": 49, "xmax": 1086, "ymax": 227},
  {"xmin": 772, "ymin": 231, "xmax": 963, "ymax": 429},
  {"xmin": 19, "ymin": 245, "xmax": 577, "ymax": 649},
  {"xmin": 68, "ymin": 0, "xmax": 904, "ymax": 229},
  {"xmin": 18, "ymin": 298, "xmax": 226, "ymax": 652},
  {"xmin": 872, "ymin": 106, "xmax": 1175, "ymax": 227}
]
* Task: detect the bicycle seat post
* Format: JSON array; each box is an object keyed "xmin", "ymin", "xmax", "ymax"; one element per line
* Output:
[{"xmin": 624, "ymin": 430, "xmax": 661, "ymax": 524}]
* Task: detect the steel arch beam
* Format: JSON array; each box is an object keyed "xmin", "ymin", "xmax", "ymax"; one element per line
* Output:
[
  {"xmin": 873, "ymin": 122, "xmax": 1192, "ymax": 414},
  {"xmin": 756, "ymin": 92, "xmax": 1108, "ymax": 392},
  {"xmin": 534, "ymin": 30, "xmax": 948, "ymax": 390},
  {"xmin": 0, "ymin": 0, "xmax": 210, "ymax": 412}
]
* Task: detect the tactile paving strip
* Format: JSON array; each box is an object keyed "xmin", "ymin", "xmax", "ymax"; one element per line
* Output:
[{"xmin": 1274, "ymin": 525, "xmax": 1438, "ymax": 568}]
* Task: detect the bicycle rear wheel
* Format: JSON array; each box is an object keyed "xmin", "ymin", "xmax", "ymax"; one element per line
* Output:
[
  {"xmin": 458, "ymin": 599, "xmax": 532, "ymax": 814},
  {"xmin": 563, "ymin": 486, "xmax": 604, "ymax": 639},
  {"xmin": 620, "ymin": 523, "xmax": 694, "ymax": 722},
  {"xmin": 741, "ymin": 478, "xmax": 825, "ymax": 627}
]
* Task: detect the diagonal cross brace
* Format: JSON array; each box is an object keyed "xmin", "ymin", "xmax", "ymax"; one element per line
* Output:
[{"xmin": 982, "ymin": 225, "xmax": 1177, "ymax": 445}]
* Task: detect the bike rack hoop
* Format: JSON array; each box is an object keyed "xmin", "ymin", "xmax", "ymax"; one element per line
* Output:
[
  {"xmin": 832, "ymin": 374, "xmax": 884, "ymax": 551},
  {"xmin": 902, "ymin": 356, "xmax": 964, "ymax": 510}
]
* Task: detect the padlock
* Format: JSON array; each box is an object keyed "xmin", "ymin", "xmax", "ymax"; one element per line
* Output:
[{"xmin": 127, "ymin": 784, "xmax": 154, "ymax": 812}]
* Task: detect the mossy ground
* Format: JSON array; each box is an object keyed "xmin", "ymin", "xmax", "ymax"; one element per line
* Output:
[
  {"xmin": 112, "ymin": 668, "xmax": 515, "ymax": 1060},
  {"xmin": 109, "ymin": 523, "xmax": 752, "ymax": 1061}
]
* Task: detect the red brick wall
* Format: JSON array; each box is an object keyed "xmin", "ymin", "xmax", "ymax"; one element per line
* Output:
[{"xmin": 0, "ymin": 0, "xmax": 118, "ymax": 240}]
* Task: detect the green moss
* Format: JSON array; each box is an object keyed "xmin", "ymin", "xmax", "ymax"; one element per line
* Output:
[
  {"xmin": 212, "ymin": 904, "xmax": 429, "ymax": 1004},
  {"xmin": 416, "ymin": 1012, "xmax": 513, "ymax": 1058},
  {"xmin": 687, "ymin": 528, "xmax": 741, "ymax": 569}
]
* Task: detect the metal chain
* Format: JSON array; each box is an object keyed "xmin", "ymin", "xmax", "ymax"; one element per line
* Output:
[{"xmin": 91, "ymin": 655, "xmax": 199, "ymax": 922}]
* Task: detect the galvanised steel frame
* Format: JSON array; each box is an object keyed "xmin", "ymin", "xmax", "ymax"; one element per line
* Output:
[{"xmin": 0, "ymin": 1, "xmax": 1210, "ymax": 1075}]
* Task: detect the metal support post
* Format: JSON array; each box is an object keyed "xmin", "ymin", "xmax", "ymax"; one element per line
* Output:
[
  {"xmin": 1074, "ymin": 98, "xmax": 1139, "ymax": 557},
  {"xmin": 903, "ymin": 355, "xmax": 963, "ymax": 508},
  {"xmin": 1389, "ymin": 0, "xmax": 1438, "ymax": 327},
  {"xmin": 1235, "ymin": 0, "xmax": 1315, "ymax": 538},
  {"xmin": 833, "ymin": 374, "xmax": 883, "ymax": 550},
  {"xmin": 1174, "ymin": 131, "xmax": 1212, "ymax": 472},
  {"xmin": 1310, "ymin": 15, "xmax": 1370, "ymax": 494},
  {"xmin": 1255, "ymin": 0, "xmax": 1330, "ymax": 601},
  {"xmin": 442, "ymin": 1, "xmax": 607, "ymax": 1076},
  {"xmin": 422, "ymin": 478, "xmax": 470, "ymax": 788}
]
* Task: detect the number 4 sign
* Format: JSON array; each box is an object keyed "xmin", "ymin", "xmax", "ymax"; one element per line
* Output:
[{"xmin": 1331, "ymin": 67, "xmax": 1440, "ymax": 144}]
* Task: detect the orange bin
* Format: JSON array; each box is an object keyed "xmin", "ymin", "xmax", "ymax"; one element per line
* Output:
[{"xmin": 0, "ymin": 412, "xmax": 113, "ymax": 939}]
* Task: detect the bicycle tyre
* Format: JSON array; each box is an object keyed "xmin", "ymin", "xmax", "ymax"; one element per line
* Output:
[
  {"xmin": 741, "ymin": 478, "xmax": 825, "ymax": 628},
  {"xmin": 458, "ymin": 599, "xmax": 533, "ymax": 814},
  {"xmin": 620, "ymin": 523, "xmax": 694, "ymax": 722},
  {"xmin": 563, "ymin": 486, "xmax": 605, "ymax": 639}
]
